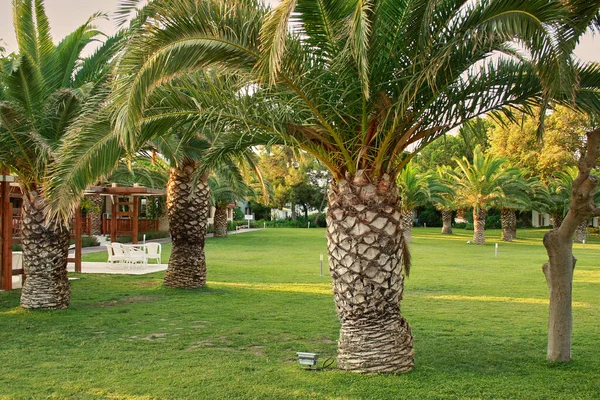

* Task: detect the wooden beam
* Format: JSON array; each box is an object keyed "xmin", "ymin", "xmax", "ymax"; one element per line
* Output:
[
  {"xmin": 111, "ymin": 196, "xmax": 117, "ymax": 243},
  {"xmin": 132, "ymin": 197, "xmax": 139, "ymax": 244},
  {"xmin": 1, "ymin": 166, "xmax": 12, "ymax": 290},
  {"xmin": 74, "ymin": 206, "xmax": 82, "ymax": 273}
]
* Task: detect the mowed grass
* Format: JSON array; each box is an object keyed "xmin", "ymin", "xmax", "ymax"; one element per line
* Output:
[{"xmin": 1, "ymin": 228, "xmax": 599, "ymax": 399}]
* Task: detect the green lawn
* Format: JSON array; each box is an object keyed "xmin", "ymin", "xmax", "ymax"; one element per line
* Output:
[{"xmin": 1, "ymin": 228, "xmax": 599, "ymax": 399}]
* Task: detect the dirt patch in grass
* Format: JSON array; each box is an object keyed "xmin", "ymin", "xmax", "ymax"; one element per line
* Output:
[
  {"xmin": 125, "ymin": 333, "xmax": 168, "ymax": 341},
  {"xmin": 94, "ymin": 296, "xmax": 159, "ymax": 308},
  {"xmin": 248, "ymin": 345, "xmax": 265, "ymax": 355}
]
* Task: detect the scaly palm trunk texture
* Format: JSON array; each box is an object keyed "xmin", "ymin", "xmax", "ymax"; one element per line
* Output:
[
  {"xmin": 441, "ymin": 210, "xmax": 453, "ymax": 235},
  {"xmin": 326, "ymin": 173, "xmax": 413, "ymax": 373},
  {"xmin": 551, "ymin": 214, "xmax": 563, "ymax": 230},
  {"xmin": 20, "ymin": 190, "xmax": 71, "ymax": 309},
  {"xmin": 164, "ymin": 162, "xmax": 209, "ymax": 288},
  {"xmin": 213, "ymin": 206, "xmax": 228, "ymax": 238},
  {"xmin": 501, "ymin": 208, "xmax": 517, "ymax": 242},
  {"xmin": 473, "ymin": 208, "xmax": 486, "ymax": 245},
  {"xmin": 401, "ymin": 209, "xmax": 413, "ymax": 243}
]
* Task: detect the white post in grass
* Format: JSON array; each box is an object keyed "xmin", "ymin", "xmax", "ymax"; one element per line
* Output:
[
  {"xmin": 495, "ymin": 243, "xmax": 498, "ymax": 257},
  {"xmin": 308, "ymin": 221, "xmax": 310, "ymax": 229},
  {"xmin": 320, "ymin": 254, "xmax": 324, "ymax": 276},
  {"xmin": 582, "ymin": 239, "xmax": 586, "ymax": 249},
  {"xmin": 143, "ymin": 234, "xmax": 146, "ymax": 244}
]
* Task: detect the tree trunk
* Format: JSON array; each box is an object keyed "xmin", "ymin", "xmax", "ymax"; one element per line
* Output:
[
  {"xmin": 542, "ymin": 231, "xmax": 574, "ymax": 362},
  {"xmin": 401, "ymin": 209, "xmax": 413, "ymax": 243},
  {"xmin": 501, "ymin": 208, "xmax": 517, "ymax": 242},
  {"xmin": 20, "ymin": 189, "xmax": 71, "ymax": 309},
  {"xmin": 326, "ymin": 172, "xmax": 413, "ymax": 374},
  {"xmin": 472, "ymin": 208, "xmax": 486, "ymax": 245},
  {"xmin": 574, "ymin": 221, "xmax": 587, "ymax": 243},
  {"xmin": 441, "ymin": 210, "xmax": 453, "ymax": 234},
  {"xmin": 542, "ymin": 128, "xmax": 600, "ymax": 362},
  {"xmin": 164, "ymin": 162, "xmax": 210, "ymax": 288},
  {"xmin": 213, "ymin": 205, "xmax": 228, "ymax": 238}
]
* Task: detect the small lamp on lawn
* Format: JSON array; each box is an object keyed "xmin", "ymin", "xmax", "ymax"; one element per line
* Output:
[{"xmin": 296, "ymin": 352, "xmax": 319, "ymax": 370}]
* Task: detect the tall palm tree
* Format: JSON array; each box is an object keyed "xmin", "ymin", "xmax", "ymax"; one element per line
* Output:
[
  {"xmin": 0, "ymin": 0, "xmax": 112, "ymax": 309},
  {"xmin": 104, "ymin": 0, "xmax": 568, "ymax": 373},
  {"xmin": 451, "ymin": 148, "xmax": 522, "ymax": 245}
]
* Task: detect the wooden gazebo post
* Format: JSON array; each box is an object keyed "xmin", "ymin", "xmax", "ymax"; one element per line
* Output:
[
  {"xmin": 132, "ymin": 196, "xmax": 139, "ymax": 244},
  {"xmin": 110, "ymin": 195, "xmax": 117, "ymax": 243},
  {"xmin": 1, "ymin": 167, "xmax": 13, "ymax": 290}
]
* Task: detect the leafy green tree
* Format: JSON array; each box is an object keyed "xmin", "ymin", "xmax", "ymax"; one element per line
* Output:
[
  {"xmin": 487, "ymin": 107, "xmax": 587, "ymax": 180},
  {"xmin": 0, "ymin": 0, "xmax": 112, "ymax": 309},
  {"xmin": 415, "ymin": 118, "xmax": 492, "ymax": 170},
  {"xmin": 93, "ymin": 0, "xmax": 568, "ymax": 372}
]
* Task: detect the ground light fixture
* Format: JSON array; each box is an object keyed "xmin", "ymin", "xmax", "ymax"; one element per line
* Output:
[{"xmin": 296, "ymin": 352, "xmax": 319, "ymax": 370}]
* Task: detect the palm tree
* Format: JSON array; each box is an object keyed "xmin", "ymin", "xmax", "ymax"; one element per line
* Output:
[
  {"xmin": 495, "ymin": 171, "xmax": 534, "ymax": 242},
  {"xmin": 452, "ymin": 148, "xmax": 522, "ymax": 245},
  {"xmin": 0, "ymin": 0, "xmax": 112, "ymax": 309},
  {"xmin": 431, "ymin": 166, "xmax": 457, "ymax": 235},
  {"xmin": 396, "ymin": 163, "xmax": 435, "ymax": 242},
  {"xmin": 103, "ymin": 0, "xmax": 569, "ymax": 373},
  {"xmin": 209, "ymin": 164, "xmax": 254, "ymax": 238},
  {"xmin": 49, "ymin": 70, "xmax": 275, "ymax": 289}
]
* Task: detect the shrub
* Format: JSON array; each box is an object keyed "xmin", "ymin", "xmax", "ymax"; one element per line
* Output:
[
  {"xmin": 486, "ymin": 215, "xmax": 501, "ymax": 229},
  {"xmin": 115, "ymin": 231, "xmax": 170, "ymax": 243},
  {"xmin": 418, "ymin": 208, "xmax": 442, "ymax": 227},
  {"xmin": 454, "ymin": 222, "xmax": 467, "ymax": 229},
  {"xmin": 464, "ymin": 222, "xmax": 474, "ymax": 230}
]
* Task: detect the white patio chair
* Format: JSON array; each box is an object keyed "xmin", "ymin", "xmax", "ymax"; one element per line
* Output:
[
  {"xmin": 122, "ymin": 244, "xmax": 147, "ymax": 268},
  {"xmin": 106, "ymin": 243, "xmax": 126, "ymax": 265},
  {"xmin": 144, "ymin": 243, "xmax": 162, "ymax": 264}
]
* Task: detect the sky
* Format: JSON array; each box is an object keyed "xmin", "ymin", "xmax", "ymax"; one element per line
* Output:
[{"xmin": 0, "ymin": 0, "xmax": 598, "ymax": 62}]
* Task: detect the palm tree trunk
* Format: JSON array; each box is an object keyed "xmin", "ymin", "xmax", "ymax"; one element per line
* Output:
[
  {"xmin": 213, "ymin": 205, "xmax": 228, "ymax": 238},
  {"xmin": 551, "ymin": 214, "xmax": 563, "ymax": 229},
  {"xmin": 441, "ymin": 210, "xmax": 453, "ymax": 234},
  {"xmin": 20, "ymin": 189, "xmax": 71, "ymax": 309},
  {"xmin": 501, "ymin": 208, "xmax": 517, "ymax": 242},
  {"xmin": 164, "ymin": 162, "xmax": 209, "ymax": 288},
  {"xmin": 326, "ymin": 172, "xmax": 413, "ymax": 374},
  {"xmin": 574, "ymin": 221, "xmax": 587, "ymax": 243},
  {"xmin": 473, "ymin": 208, "xmax": 486, "ymax": 245},
  {"xmin": 401, "ymin": 209, "xmax": 413, "ymax": 243}
]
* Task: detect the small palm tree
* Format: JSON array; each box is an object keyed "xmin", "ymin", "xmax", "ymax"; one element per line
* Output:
[
  {"xmin": 0, "ymin": 0, "xmax": 111, "ymax": 309},
  {"xmin": 103, "ymin": 0, "xmax": 569, "ymax": 373},
  {"xmin": 431, "ymin": 166, "xmax": 457, "ymax": 235},
  {"xmin": 209, "ymin": 164, "xmax": 254, "ymax": 238},
  {"xmin": 397, "ymin": 164, "xmax": 436, "ymax": 242},
  {"xmin": 494, "ymin": 170, "xmax": 533, "ymax": 242},
  {"xmin": 452, "ymin": 148, "xmax": 522, "ymax": 245}
]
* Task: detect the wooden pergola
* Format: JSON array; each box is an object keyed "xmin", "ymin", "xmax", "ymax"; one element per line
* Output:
[
  {"xmin": 0, "ymin": 167, "xmax": 15, "ymax": 290},
  {"xmin": 84, "ymin": 185, "xmax": 165, "ymax": 244},
  {"xmin": 0, "ymin": 180, "xmax": 165, "ymax": 291}
]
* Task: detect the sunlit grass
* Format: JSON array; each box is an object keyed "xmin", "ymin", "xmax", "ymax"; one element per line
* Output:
[{"xmin": 1, "ymin": 227, "xmax": 599, "ymax": 399}]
